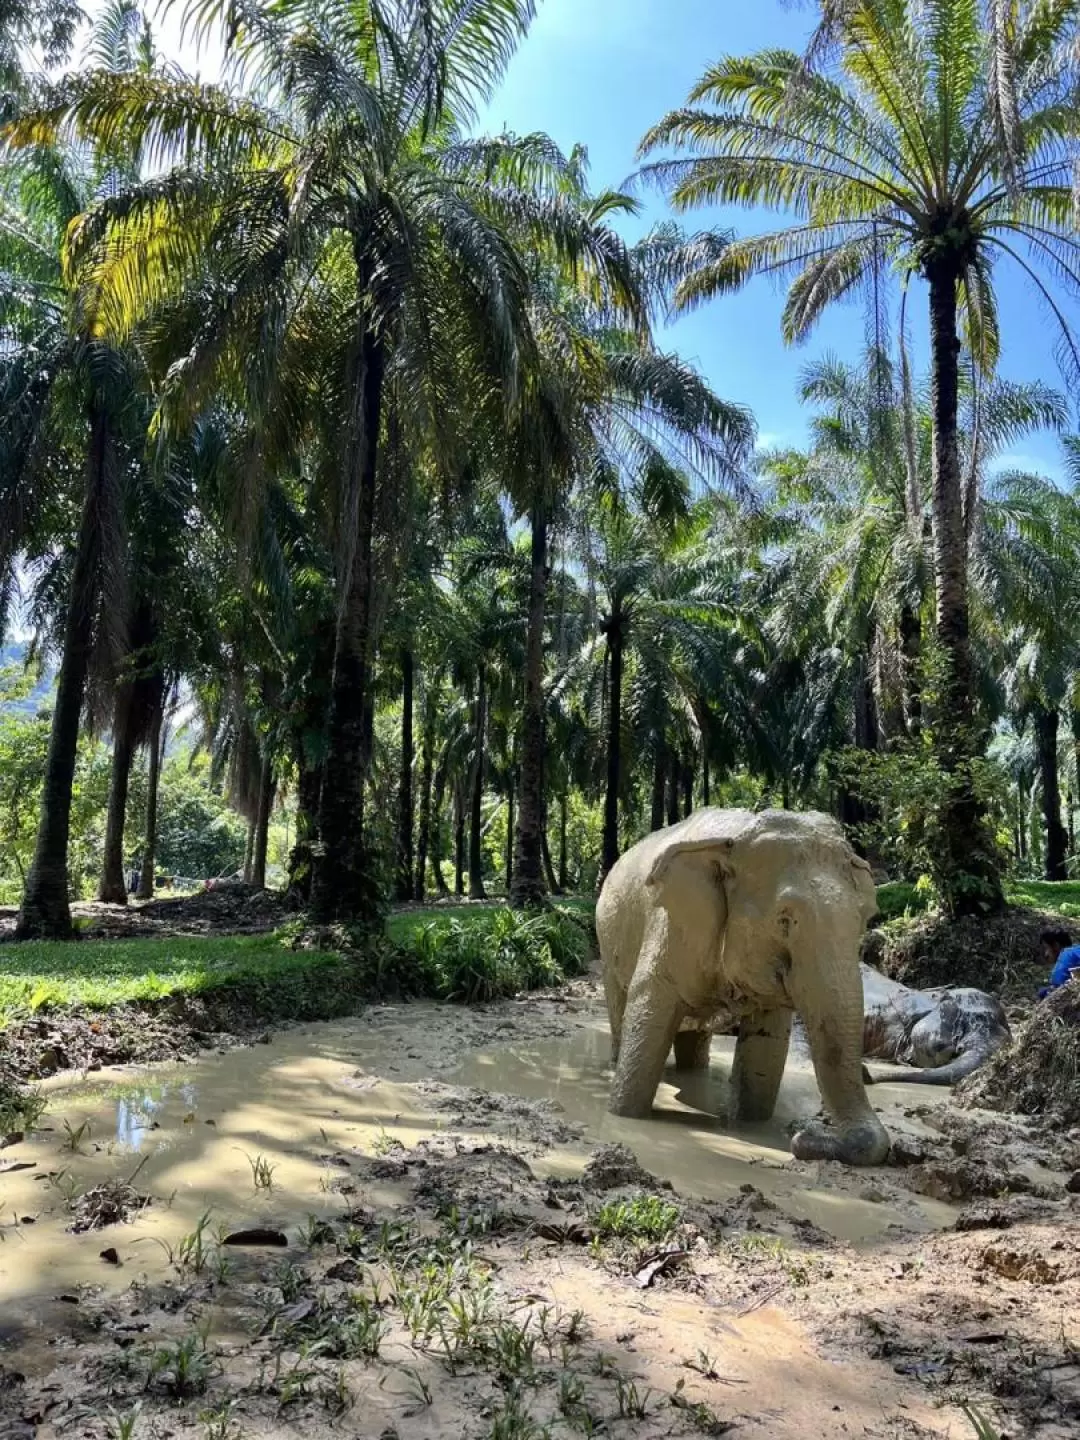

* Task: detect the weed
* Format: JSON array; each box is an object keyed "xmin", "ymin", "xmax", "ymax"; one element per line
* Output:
[
  {"xmin": 199, "ymin": 1399, "xmax": 242, "ymax": 1440},
  {"xmin": 614, "ymin": 1374, "xmax": 653, "ymax": 1419},
  {"xmin": 276, "ymin": 1347, "xmax": 323, "ymax": 1407},
  {"xmin": 61, "ymin": 1118, "xmax": 92, "ymax": 1153},
  {"xmin": 394, "ymin": 1364, "xmax": 433, "ymax": 1411},
  {"xmin": 372, "ymin": 1127, "xmax": 405, "ymax": 1156},
  {"xmin": 146, "ymin": 1333, "xmax": 215, "ymax": 1398},
  {"xmin": 239, "ymin": 1150, "xmax": 276, "ymax": 1192},
  {"xmin": 488, "ymin": 1386, "xmax": 549, "ymax": 1440},
  {"xmin": 272, "ymin": 1260, "xmax": 309, "ymax": 1304},
  {"xmin": 177, "ymin": 1210, "xmax": 215, "ymax": 1274},
  {"xmin": 594, "ymin": 1194, "xmax": 680, "ymax": 1242},
  {"xmin": 106, "ymin": 1406, "xmax": 141, "ymax": 1440},
  {"xmin": 684, "ymin": 1349, "xmax": 721, "ymax": 1380},
  {"xmin": 729, "ymin": 1233, "xmax": 813, "ymax": 1286},
  {"xmin": 557, "ymin": 1372, "xmax": 600, "ymax": 1435},
  {"xmin": 0, "ymin": 1077, "xmax": 45, "ymax": 1136},
  {"xmin": 298, "ymin": 1214, "xmax": 336, "ymax": 1247},
  {"xmin": 490, "ymin": 1315, "xmax": 539, "ymax": 1383},
  {"xmin": 319, "ymin": 1367, "xmax": 354, "ymax": 1416},
  {"xmin": 672, "ymin": 1379, "xmax": 738, "ymax": 1435},
  {"xmin": 963, "ymin": 1409, "xmax": 1002, "ymax": 1440}
]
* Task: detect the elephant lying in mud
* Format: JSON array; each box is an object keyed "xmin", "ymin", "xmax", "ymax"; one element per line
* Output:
[
  {"xmin": 860, "ymin": 964, "xmax": 1011, "ymax": 1085},
  {"xmin": 596, "ymin": 808, "xmax": 890, "ymax": 1166}
]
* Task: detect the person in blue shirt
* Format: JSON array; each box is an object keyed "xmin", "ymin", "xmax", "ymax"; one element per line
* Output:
[{"xmin": 1039, "ymin": 928, "xmax": 1080, "ymax": 998}]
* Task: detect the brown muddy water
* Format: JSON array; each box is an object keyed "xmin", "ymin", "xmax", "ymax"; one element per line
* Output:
[{"xmin": 0, "ymin": 998, "xmax": 963, "ymax": 1357}]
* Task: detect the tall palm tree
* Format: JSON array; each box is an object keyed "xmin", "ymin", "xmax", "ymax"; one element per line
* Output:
[
  {"xmin": 639, "ymin": 0, "xmax": 1080, "ymax": 913},
  {"xmin": 10, "ymin": 0, "xmax": 638, "ymax": 926}
]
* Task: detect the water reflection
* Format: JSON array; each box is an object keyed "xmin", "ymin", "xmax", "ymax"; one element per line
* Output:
[{"xmin": 110, "ymin": 1080, "xmax": 201, "ymax": 1149}]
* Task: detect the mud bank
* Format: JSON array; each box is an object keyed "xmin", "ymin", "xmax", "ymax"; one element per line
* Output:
[{"xmin": 1, "ymin": 978, "xmax": 1078, "ymax": 1438}]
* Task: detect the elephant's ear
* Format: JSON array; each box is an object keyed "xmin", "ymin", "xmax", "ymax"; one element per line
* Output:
[{"xmin": 645, "ymin": 836, "xmax": 736, "ymax": 890}]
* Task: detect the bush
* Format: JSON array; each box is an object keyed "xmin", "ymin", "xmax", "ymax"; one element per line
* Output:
[{"xmin": 405, "ymin": 907, "xmax": 591, "ymax": 1004}]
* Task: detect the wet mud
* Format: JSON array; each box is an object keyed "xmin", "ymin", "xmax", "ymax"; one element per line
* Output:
[{"xmin": 1, "ymin": 979, "xmax": 1077, "ymax": 1438}]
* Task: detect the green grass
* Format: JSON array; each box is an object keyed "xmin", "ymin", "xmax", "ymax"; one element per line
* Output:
[
  {"xmin": 385, "ymin": 897, "xmax": 594, "ymax": 947},
  {"xmin": 0, "ymin": 933, "xmax": 348, "ymax": 1025},
  {"xmin": 593, "ymin": 1195, "xmax": 681, "ymax": 1242},
  {"xmin": 873, "ymin": 877, "xmax": 1080, "ymax": 923}
]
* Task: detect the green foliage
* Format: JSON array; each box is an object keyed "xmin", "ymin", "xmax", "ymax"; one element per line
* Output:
[
  {"xmin": 401, "ymin": 907, "xmax": 591, "ymax": 1004},
  {"xmin": 873, "ymin": 881, "xmax": 930, "ymax": 922},
  {"xmin": 141, "ymin": 752, "xmax": 247, "ymax": 880},
  {"xmin": 594, "ymin": 1195, "xmax": 680, "ymax": 1242}
]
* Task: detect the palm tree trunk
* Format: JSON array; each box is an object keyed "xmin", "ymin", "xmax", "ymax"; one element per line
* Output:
[
  {"xmin": 310, "ymin": 325, "xmax": 385, "ymax": 924},
  {"xmin": 99, "ymin": 689, "xmax": 136, "ymax": 905},
  {"xmin": 394, "ymin": 648, "xmax": 415, "ymax": 902},
  {"xmin": 251, "ymin": 749, "xmax": 274, "ymax": 890},
  {"xmin": 511, "ymin": 498, "xmax": 548, "ymax": 907},
  {"xmin": 414, "ymin": 696, "xmax": 435, "ymax": 902},
  {"xmin": 1035, "ymin": 704, "xmax": 1067, "ymax": 882},
  {"xmin": 558, "ymin": 790, "xmax": 569, "ymax": 890},
  {"xmin": 431, "ymin": 759, "xmax": 451, "ymax": 898},
  {"xmin": 17, "ymin": 407, "xmax": 111, "ymax": 940},
  {"xmin": 680, "ymin": 759, "xmax": 694, "ymax": 819},
  {"xmin": 665, "ymin": 761, "xmax": 680, "ymax": 827},
  {"xmin": 468, "ymin": 664, "xmax": 487, "ymax": 900},
  {"xmin": 702, "ymin": 753, "xmax": 710, "ymax": 807},
  {"xmin": 542, "ymin": 824, "xmax": 561, "ymax": 894},
  {"xmin": 600, "ymin": 614, "xmax": 624, "ymax": 881},
  {"xmin": 927, "ymin": 263, "xmax": 1003, "ymax": 914},
  {"xmin": 243, "ymin": 820, "xmax": 255, "ymax": 884},
  {"xmin": 287, "ymin": 758, "xmax": 322, "ymax": 901},
  {"xmin": 650, "ymin": 740, "xmax": 666, "ymax": 832},
  {"xmin": 899, "ymin": 602, "xmax": 922, "ymax": 737},
  {"xmin": 454, "ymin": 780, "xmax": 466, "ymax": 897},
  {"xmin": 136, "ymin": 703, "xmax": 164, "ymax": 901},
  {"xmin": 504, "ymin": 784, "xmax": 515, "ymax": 892}
]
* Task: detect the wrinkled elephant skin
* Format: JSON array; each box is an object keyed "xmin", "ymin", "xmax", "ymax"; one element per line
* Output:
[
  {"xmin": 596, "ymin": 808, "xmax": 890, "ymax": 1166},
  {"xmin": 860, "ymin": 964, "xmax": 1011, "ymax": 1085}
]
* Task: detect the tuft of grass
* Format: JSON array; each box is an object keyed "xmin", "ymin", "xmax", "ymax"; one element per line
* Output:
[
  {"xmin": 0, "ymin": 1073, "xmax": 45, "ymax": 1136},
  {"xmin": 400, "ymin": 906, "xmax": 591, "ymax": 1004},
  {"xmin": 594, "ymin": 1194, "xmax": 680, "ymax": 1243}
]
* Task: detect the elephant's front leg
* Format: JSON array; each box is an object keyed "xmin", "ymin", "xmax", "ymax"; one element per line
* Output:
[
  {"xmin": 729, "ymin": 1007, "xmax": 792, "ymax": 1123},
  {"xmin": 609, "ymin": 917, "xmax": 685, "ymax": 1117}
]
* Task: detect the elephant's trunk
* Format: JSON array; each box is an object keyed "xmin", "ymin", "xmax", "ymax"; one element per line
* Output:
[
  {"xmin": 789, "ymin": 947, "xmax": 890, "ymax": 1165},
  {"xmin": 867, "ymin": 1043, "xmax": 994, "ymax": 1087}
]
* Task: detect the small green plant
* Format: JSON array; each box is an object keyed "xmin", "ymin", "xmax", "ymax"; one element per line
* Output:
[
  {"xmin": 729, "ymin": 1233, "xmax": 813, "ymax": 1286},
  {"xmin": 672, "ymin": 1379, "xmax": 737, "ymax": 1435},
  {"xmin": 276, "ymin": 1348, "xmax": 322, "ymax": 1408},
  {"xmin": 0, "ymin": 1077, "xmax": 45, "ymax": 1136},
  {"xmin": 319, "ymin": 1367, "xmax": 354, "ymax": 1416},
  {"xmin": 963, "ymin": 1409, "xmax": 1002, "ymax": 1440},
  {"xmin": 239, "ymin": 1150, "xmax": 277, "ymax": 1192},
  {"xmin": 594, "ymin": 1194, "xmax": 680, "ymax": 1242},
  {"xmin": 298, "ymin": 1214, "xmax": 336, "ymax": 1247},
  {"xmin": 200, "ymin": 1399, "xmax": 242, "ymax": 1440},
  {"xmin": 614, "ymin": 1374, "xmax": 653, "ymax": 1419},
  {"xmin": 147, "ymin": 1333, "xmax": 215, "ymax": 1398},
  {"xmin": 488, "ymin": 1386, "xmax": 549, "ymax": 1440},
  {"xmin": 106, "ymin": 1406, "xmax": 141, "ymax": 1440},
  {"xmin": 176, "ymin": 1211, "xmax": 215, "ymax": 1275},
  {"xmin": 61, "ymin": 1118, "xmax": 92, "ymax": 1153},
  {"xmin": 557, "ymin": 1372, "xmax": 600, "ymax": 1435},
  {"xmin": 372, "ymin": 1127, "xmax": 405, "ymax": 1156}
]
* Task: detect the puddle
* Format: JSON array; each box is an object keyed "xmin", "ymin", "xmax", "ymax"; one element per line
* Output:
[
  {"xmin": 447, "ymin": 1017, "xmax": 959, "ymax": 1240},
  {"xmin": 1, "ymin": 997, "xmax": 959, "ymax": 1355}
]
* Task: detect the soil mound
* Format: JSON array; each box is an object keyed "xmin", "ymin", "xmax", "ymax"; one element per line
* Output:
[
  {"xmin": 959, "ymin": 977, "xmax": 1080, "ymax": 1125},
  {"xmin": 870, "ymin": 904, "xmax": 1052, "ymax": 997}
]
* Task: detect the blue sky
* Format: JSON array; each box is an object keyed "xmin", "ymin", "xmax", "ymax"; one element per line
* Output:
[
  {"xmin": 138, "ymin": 0, "xmax": 1075, "ymax": 474},
  {"xmin": 473, "ymin": 0, "xmax": 1072, "ymax": 475}
]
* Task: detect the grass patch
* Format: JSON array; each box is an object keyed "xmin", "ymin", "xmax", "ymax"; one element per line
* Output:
[
  {"xmin": 0, "ymin": 933, "xmax": 350, "ymax": 1025},
  {"xmin": 402, "ymin": 906, "xmax": 592, "ymax": 1003},
  {"xmin": 593, "ymin": 1194, "xmax": 680, "ymax": 1243},
  {"xmin": 1007, "ymin": 880, "xmax": 1080, "ymax": 917}
]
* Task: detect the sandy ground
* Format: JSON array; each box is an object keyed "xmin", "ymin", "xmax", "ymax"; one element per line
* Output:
[{"xmin": 1, "ymin": 975, "xmax": 1078, "ymax": 1440}]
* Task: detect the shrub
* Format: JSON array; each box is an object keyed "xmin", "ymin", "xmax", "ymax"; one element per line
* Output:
[{"xmin": 407, "ymin": 907, "xmax": 591, "ymax": 1003}]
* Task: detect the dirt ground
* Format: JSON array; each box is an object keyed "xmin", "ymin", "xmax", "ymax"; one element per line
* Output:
[{"xmin": 1, "ymin": 968, "xmax": 1078, "ymax": 1440}]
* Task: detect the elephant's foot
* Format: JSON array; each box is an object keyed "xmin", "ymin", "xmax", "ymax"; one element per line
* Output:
[
  {"xmin": 790, "ymin": 1114, "xmax": 890, "ymax": 1166},
  {"xmin": 673, "ymin": 1028, "xmax": 711, "ymax": 1071}
]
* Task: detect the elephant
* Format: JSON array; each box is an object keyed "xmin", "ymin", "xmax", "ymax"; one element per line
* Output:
[
  {"xmin": 596, "ymin": 807, "xmax": 890, "ymax": 1166},
  {"xmin": 859, "ymin": 964, "xmax": 1011, "ymax": 1084}
]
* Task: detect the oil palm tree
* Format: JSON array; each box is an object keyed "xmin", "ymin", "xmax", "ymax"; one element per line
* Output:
[
  {"xmin": 639, "ymin": 0, "xmax": 1080, "ymax": 912},
  {"xmin": 9, "ymin": 0, "xmax": 639, "ymax": 926}
]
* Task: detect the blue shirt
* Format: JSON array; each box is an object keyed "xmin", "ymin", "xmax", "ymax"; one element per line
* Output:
[{"xmin": 1041, "ymin": 944, "xmax": 1080, "ymax": 997}]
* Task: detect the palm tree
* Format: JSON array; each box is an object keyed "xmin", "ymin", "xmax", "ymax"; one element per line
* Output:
[
  {"xmin": 11, "ymin": 0, "xmax": 639, "ymax": 926},
  {"xmin": 639, "ymin": 0, "xmax": 1080, "ymax": 913}
]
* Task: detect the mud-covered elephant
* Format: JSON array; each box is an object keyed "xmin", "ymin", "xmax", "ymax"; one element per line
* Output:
[
  {"xmin": 596, "ymin": 807, "xmax": 890, "ymax": 1166},
  {"xmin": 860, "ymin": 964, "xmax": 1011, "ymax": 1084}
]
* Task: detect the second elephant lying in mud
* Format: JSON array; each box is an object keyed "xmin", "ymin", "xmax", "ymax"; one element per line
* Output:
[{"xmin": 858, "ymin": 964, "xmax": 1011, "ymax": 1085}]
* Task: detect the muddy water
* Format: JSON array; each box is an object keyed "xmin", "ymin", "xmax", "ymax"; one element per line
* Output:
[
  {"xmin": 447, "ymin": 1015, "xmax": 958, "ymax": 1237},
  {"xmin": 1, "ymin": 1001, "xmax": 955, "ymax": 1353}
]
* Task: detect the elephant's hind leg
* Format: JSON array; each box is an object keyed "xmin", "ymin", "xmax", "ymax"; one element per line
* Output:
[
  {"xmin": 608, "ymin": 915, "xmax": 685, "ymax": 1117},
  {"xmin": 730, "ymin": 1007, "xmax": 792, "ymax": 1123},
  {"xmin": 673, "ymin": 1027, "xmax": 712, "ymax": 1071}
]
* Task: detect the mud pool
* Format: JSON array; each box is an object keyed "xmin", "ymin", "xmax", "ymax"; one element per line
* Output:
[{"xmin": 2, "ymin": 998, "xmax": 960, "ymax": 1329}]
